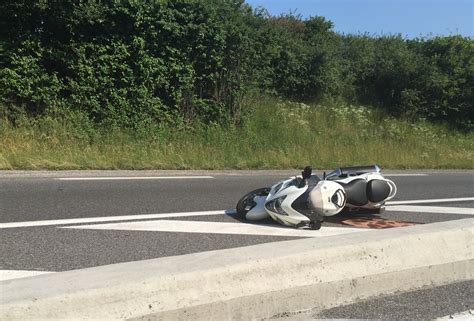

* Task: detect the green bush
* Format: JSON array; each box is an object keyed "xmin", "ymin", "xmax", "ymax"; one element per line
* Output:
[
  {"xmin": 0, "ymin": 0, "xmax": 256, "ymax": 128},
  {"xmin": 0, "ymin": 1, "xmax": 472, "ymax": 129}
]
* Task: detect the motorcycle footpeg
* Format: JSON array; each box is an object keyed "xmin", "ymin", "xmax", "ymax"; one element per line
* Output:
[
  {"xmin": 308, "ymin": 220, "xmax": 322, "ymax": 230},
  {"xmin": 294, "ymin": 222, "xmax": 308, "ymax": 229}
]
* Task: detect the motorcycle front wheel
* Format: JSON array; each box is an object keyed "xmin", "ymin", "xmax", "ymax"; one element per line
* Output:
[{"xmin": 236, "ymin": 187, "xmax": 270, "ymax": 219}]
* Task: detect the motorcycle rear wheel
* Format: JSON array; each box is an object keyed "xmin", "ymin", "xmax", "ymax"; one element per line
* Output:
[{"xmin": 236, "ymin": 187, "xmax": 270, "ymax": 219}]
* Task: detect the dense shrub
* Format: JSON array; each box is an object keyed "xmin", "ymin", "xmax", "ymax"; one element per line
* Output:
[
  {"xmin": 0, "ymin": 1, "xmax": 472, "ymax": 129},
  {"xmin": 0, "ymin": 0, "xmax": 256, "ymax": 128},
  {"xmin": 344, "ymin": 35, "xmax": 473, "ymax": 127}
]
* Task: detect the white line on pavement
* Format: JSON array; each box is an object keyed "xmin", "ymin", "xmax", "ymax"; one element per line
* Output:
[
  {"xmin": 0, "ymin": 210, "xmax": 228, "ymax": 229},
  {"xmin": 61, "ymin": 220, "xmax": 371, "ymax": 237},
  {"xmin": 2, "ymin": 197, "xmax": 473, "ymax": 229},
  {"xmin": 54, "ymin": 174, "xmax": 429, "ymax": 180},
  {"xmin": 56, "ymin": 176, "xmax": 214, "ymax": 181},
  {"xmin": 386, "ymin": 205, "xmax": 474, "ymax": 215},
  {"xmin": 0, "ymin": 270, "xmax": 54, "ymax": 282},
  {"xmin": 387, "ymin": 197, "xmax": 474, "ymax": 205},
  {"xmin": 383, "ymin": 174, "xmax": 428, "ymax": 177}
]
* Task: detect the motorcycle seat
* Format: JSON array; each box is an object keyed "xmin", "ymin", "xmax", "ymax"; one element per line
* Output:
[
  {"xmin": 340, "ymin": 178, "xmax": 392, "ymax": 206},
  {"xmin": 367, "ymin": 179, "xmax": 391, "ymax": 203},
  {"xmin": 339, "ymin": 179, "xmax": 368, "ymax": 206}
]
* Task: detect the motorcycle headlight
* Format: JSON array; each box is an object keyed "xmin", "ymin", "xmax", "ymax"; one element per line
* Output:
[{"xmin": 265, "ymin": 195, "xmax": 288, "ymax": 216}]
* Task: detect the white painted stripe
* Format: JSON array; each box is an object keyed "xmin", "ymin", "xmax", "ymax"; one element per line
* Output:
[
  {"xmin": 436, "ymin": 310, "xmax": 474, "ymax": 320},
  {"xmin": 387, "ymin": 205, "xmax": 474, "ymax": 215},
  {"xmin": 383, "ymin": 174, "xmax": 428, "ymax": 177},
  {"xmin": 57, "ymin": 176, "xmax": 214, "ymax": 181},
  {"xmin": 2, "ymin": 197, "xmax": 472, "ymax": 229},
  {"xmin": 0, "ymin": 210, "xmax": 228, "ymax": 229},
  {"xmin": 388, "ymin": 197, "xmax": 474, "ymax": 205},
  {"xmin": 61, "ymin": 220, "xmax": 371, "ymax": 237},
  {"xmin": 0, "ymin": 270, "xmax": 54, "ymax": 282}
]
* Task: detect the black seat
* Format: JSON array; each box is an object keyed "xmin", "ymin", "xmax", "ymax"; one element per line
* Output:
[
  {"xmin": 367, "ymin": 179, "xmax": 391, "ymax": 203},
  {"xmin": 340, "ymin": 179, "xmax": 368, "ymax": 206}
]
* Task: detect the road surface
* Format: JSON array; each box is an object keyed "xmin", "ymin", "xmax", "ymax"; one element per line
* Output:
[{"xmin": 1, "ymin": 170, "xmax": 473, "ymax": 318}]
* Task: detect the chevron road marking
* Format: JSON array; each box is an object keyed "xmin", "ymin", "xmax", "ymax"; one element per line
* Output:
[
  {"xmin": 386, "ymin": 205, "xmax": 474, "ymax": 215},
  {"xmin": 60, "ymin": 220, "xmax": 371, "ymax": 238},
  {"xmin": 0, "ymin": 270, "xmax": 54, "ymax": 282},
  {"xmin": 387, "ymin": 197, "xmax": 474, "ymax": 205},
  {"xmin": 0, "ymin": 210, "xmax": 228, "ymax": 229},
  {"xmin": 1, "ymin": 197, "xmax": 474, "ymax": 229},
  {"xmin": 2, "ymin": 198, "xmax": 473, "ymax": 282}
]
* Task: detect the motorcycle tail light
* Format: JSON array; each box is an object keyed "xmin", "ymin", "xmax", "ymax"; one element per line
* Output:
[{"xmin": 331, "ymin": 189, "xmax": 346, "ymax": 208}]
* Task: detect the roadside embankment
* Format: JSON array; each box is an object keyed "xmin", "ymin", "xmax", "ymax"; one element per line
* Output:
[{"xmin": 1, "ymin": 99, "xmax": 472, "ymax": 170}]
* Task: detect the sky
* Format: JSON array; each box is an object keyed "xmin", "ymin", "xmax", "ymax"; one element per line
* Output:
[{"xmin": 245, "ymin": 0, "xmax": 473, "ymax": 39}]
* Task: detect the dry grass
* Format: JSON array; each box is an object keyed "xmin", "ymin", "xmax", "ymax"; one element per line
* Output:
[{"xmin": 1, "ymin": 97, "xmax": 472, "ymax": 169}]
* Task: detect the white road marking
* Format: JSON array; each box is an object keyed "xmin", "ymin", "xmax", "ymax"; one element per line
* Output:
[
  {"xmin": 2, "ymin": 197, "xmax": 473, "ymax": 229},
  {"xmin": 0, "ymin": 270, "xmax": 54, "ymax": 282},
  {"xmin": 61, "ymin": 220, "xmax": 371, "ymax": 237},
  {"xmin": 383, "ymin": 174, "xmax": 428, "ymax": 177},
  {"xmin": 387, "ymin": 205, "xmax": 474, "ymax": 215},
  {"xmin": 0, "ymin": 210, "xmax": 228, "ymax": 229},
  {"xmin": 387, "ymin": 197, "xmax": 474, "ymax": 205},
  {"xmin": 436, "ymin": 310, "xmax": 474, "ymax": 320},
  {"xmin": 57, "ymin": 176, "xmax": 214, "ymax": 181}
]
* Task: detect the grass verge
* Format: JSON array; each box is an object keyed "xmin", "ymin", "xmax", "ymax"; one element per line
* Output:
[{"xmin": 0, "ymin": 97, "xmax": 472, "ymax": 169}]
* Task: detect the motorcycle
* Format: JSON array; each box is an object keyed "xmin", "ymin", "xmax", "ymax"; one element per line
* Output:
[{"xmin": 236, "ymin": 165, "xmax": 397, "ymax": 230}]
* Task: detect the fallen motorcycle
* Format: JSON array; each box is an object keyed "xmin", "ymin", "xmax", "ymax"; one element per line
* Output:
[{"xmin": 236, "ymin": 165, "xmax": 397, "ymax": 230}]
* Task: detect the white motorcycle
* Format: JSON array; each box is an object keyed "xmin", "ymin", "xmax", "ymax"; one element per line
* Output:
[{"xmin": 236, "ymin": 165, "xmax": 397, "ymax": 230}]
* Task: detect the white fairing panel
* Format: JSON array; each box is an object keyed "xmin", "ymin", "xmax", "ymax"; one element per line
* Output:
[
  {"xmin": 265, "ymin": 178, "xmax": 310, "ymax": 226},
  {"xmin": 273, "ymin": 185, "xmax": 311, "ymax": 226},
  {"xmin": 245, "ymin": 196, "xmax": 270, "ymax": 220},
  {"xmin": 309, "ymin": 181, "xmax": 346, "ymax": 216}
]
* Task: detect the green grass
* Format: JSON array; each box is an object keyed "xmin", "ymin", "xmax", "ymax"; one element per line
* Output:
[{"xmin": 0, "ymin": 97, "xmax": 473, "ymax": 169}]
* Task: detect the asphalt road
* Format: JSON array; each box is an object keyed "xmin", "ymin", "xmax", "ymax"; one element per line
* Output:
[
  {"xmin": 0, "ymin": 170, "xmax": 473, "ymax": 319},
  {"xmin": 1, "ymin": 170, "xmax": 473, "ymax": 223},
  {"xmin": 270, "ymin": 280, "xmax": 474, "ymax": 320},
  {"xmin": 0, "ymin": 170, "xmax": 473, "ymax": 272}
]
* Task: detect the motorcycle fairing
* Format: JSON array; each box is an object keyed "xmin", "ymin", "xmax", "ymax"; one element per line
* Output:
[
  {"xmin": 291, "ymin": 176, "xmax": 325, "ymax": 223},
  {"xmin": 245, "ymin": 176, "xmax": 309, "ymax": 222},
  {"xmin": 245, "ymin": 194, "xmax": 268, "ymax": 220},
  {"xmin": 308, "ymin": 180, "xmax": 347, "ymax": 217},
  {"xmin": 262, "ymin": 175, "xmax": 347, "ymax": 226},
  {"xmin": 265, "ymin": 181, "xmax": 310, "ymax": 226}
]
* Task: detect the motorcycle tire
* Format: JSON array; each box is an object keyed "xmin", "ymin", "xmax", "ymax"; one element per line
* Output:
[{"xmin": 236, "ymin": 187, "xmax": 270, "ymax": 219}]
